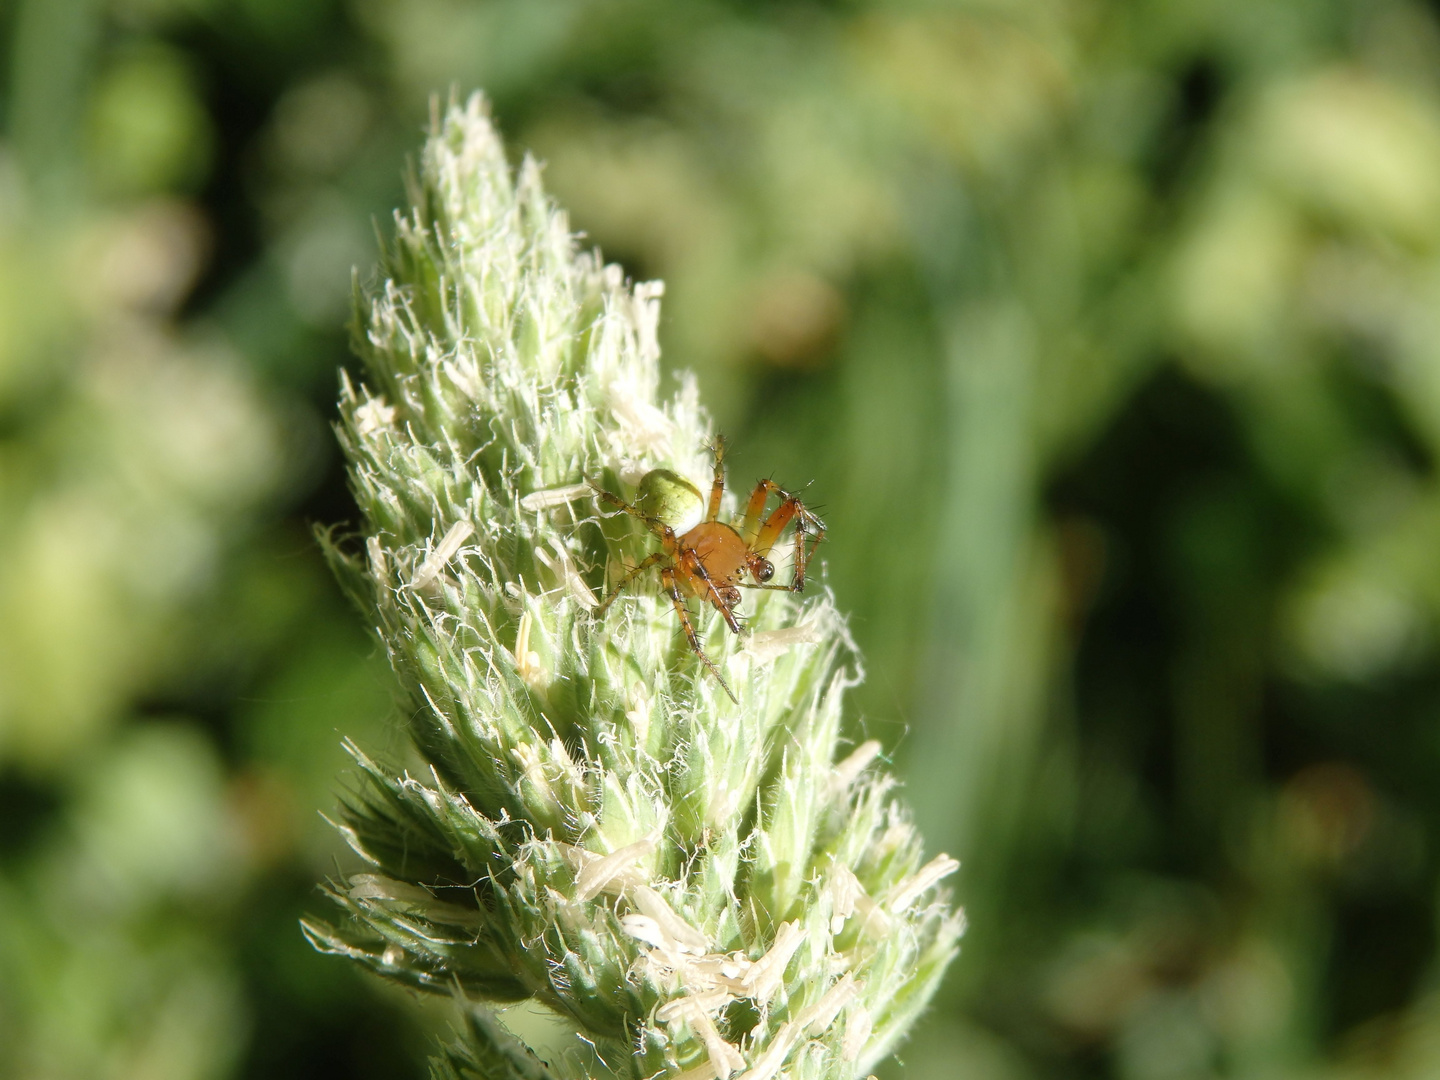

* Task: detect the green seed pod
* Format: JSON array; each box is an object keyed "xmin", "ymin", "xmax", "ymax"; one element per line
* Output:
[{"xmin": 634, "ymin": 468, "xmax": 704, "ymax": 529}]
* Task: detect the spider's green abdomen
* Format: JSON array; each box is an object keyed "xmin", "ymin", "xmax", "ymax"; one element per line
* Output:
[{"xmin": 635, "ymin": 468, "xmax": 704, "ymax": 530}]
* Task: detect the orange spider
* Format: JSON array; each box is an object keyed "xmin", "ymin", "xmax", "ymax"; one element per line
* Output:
[{"xmin": 592, "ymin": 439, "xmax": 825, "ymax": 702}]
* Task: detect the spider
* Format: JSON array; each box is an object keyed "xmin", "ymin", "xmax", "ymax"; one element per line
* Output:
[{"xmin": 592, "ymin": 439, "xmax": 825, "ymax": 702}]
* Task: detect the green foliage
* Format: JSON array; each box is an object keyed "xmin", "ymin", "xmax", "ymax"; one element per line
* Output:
[{"xmin": 7, "ymin": 2, "xmax": 1440, "ymax": 1079}]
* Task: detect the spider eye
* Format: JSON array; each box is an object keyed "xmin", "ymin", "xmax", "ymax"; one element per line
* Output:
[{"xmin": 753, "ymin": 558, "xmax": 774, "ymax": 583}]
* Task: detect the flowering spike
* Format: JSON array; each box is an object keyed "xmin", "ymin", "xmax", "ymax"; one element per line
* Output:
[{"xmin": 310, "ymin": 91, "xmax": 962, "ymax": 1080}]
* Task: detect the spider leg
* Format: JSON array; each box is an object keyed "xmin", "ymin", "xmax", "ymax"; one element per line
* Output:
[
  {"xmin": 661, "ymin": 566, "xmax": 737, "ymax": 703},
  {"xmin": 787, "ymin": 509, "xmax": 824, "ymax": 592},
  {"xmin": 740, "ymin": 478, "xmax": 775, "ymax": 547},
  {"xmin": 706, "ymin": 436, "xmax": 727, "ymax": 523},
  {"xmin": 596, "ymin": 551, "xmax": 669, "ymax": 616},
  {"xmin": 592, "ymin": 485, "xmax": 681, "ymax": 547},
  {"xmin": 752, "ymin": 493, "xmax": 826, "ymax": 592}
]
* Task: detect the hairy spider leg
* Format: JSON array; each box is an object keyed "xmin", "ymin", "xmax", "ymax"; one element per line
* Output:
[
  {"xmin": 596, "ymin": 488, "xmax": 742, "ymax": 629},
  {"xmin": 738, "ymin": 480, "xmax": 827, "ymax": 592},
  {"xmin": 661, "ymin": 566, "xmax": 738, "ymax": 703},
  {"xmin": 739, "ymin": 478, "xmax": 775, "ymax": 546},
  {"xmin": 596, "ymin": 551, "xmax": 668, "ymax": 615},
  {"xmin": 595, "ymin": 487, "xmax": 675, "ymax": 544},
  {"xmin": 706, "ymin": 436, "xmax": 727, "ymax": 523}
]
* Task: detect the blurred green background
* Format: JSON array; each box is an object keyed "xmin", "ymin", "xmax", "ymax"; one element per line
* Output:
[{"xmin": 6, "ymin": 1, "xmax": 1440, "ymax": 1078}]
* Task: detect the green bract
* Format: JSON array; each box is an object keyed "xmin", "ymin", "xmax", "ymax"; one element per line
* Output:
[{"xmin": 307, "ymin": 93, "xmax": 962, "ymax": 1080}]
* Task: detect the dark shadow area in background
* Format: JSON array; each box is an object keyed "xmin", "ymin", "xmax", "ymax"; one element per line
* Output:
[
  {"xmin": 1051, "ymin": 364, "xmax": 1318, "ymax": 872},
  {"xmin": 110, "ymin": 11, "xmax": 429, "ymax": 1078},
  {"xmin": 1145, "ymin": 57, "xmax": 1225, "ymax": 198},
  {"xmin": 174, "ymin": 2, "xmax": 358, "ymax": 317},
  {"xmin": 0, "ymin": 769, "xmax": 62, "ymax": 865},
  {"xmin": 1048, "ymin": 363, "xmax": 1439, "ymax": 1051},
  {"xmin": 238, "ymin": 871, "xmax": 430, "ymax": 1080}
]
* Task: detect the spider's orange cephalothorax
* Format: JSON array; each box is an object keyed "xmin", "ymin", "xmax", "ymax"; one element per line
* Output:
[{"xmin": 592, "ymin": 438, "xmax": 825, "ymax": 702}]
